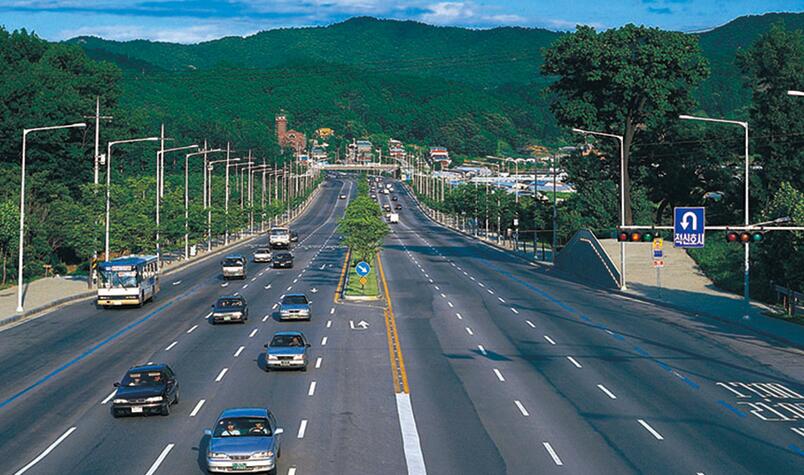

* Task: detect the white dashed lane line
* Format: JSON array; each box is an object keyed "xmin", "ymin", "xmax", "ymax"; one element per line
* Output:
[
  {"xmin": 13, "ymin": 426, "xmax": 77, "ymax": 475},
  {"xmin": 234, "ymin": 346, "xmax": 245, "ymax": 357},
  {"xmin": 243, "ymin": 284, "xmax": 249, "ymax": 289},
  {"xmin": 465, "ymin": 327, "xmax": 474, "ymax": 336},
  {"xmin": 597, "ymin": 384, "xmax": 617, "ymax": 399},
  {"xmin": 190, "ymin": 399, "xmax": 206, "ymax": 417},
  {"xmin": 262, "ymin": 315, "xmax": 270, "ymax": 322},
  {"xmin": 326, "ymin": 320, "xmax": 332, "ymax": 328},
  {"xmin": 638, "ymin": 419, "xmax": 664, "ymax": 440},
  {"xmin": 215, "ymin": 368, "xmax": 229, "ymax": 382},
  {"xmin": 510, "ymin": 308, "xmax": 519, "ymax": 314},
  {"xmin": 448, "ymin": 302, "xmax": 454, "ymax": 308},
  {"xmin": 315, "ymin": 357, "xmax": 323, "ymax": 369},
  {"xmin": 164, "ymin": 341, "xmax": 178, "ymax": 351},
  {"xmin": 321, "ymin": 336, "xmax": 328, "ymax": 346},
  {"xmin": 308, "ymin": 381, "xmax": 317, "ymax": 396},
  {"xmin": 567, "ymin": 356, "xmax": 583, "ymax": 368},
  {"xmin": 186, "ymin": 325, "xmax": 198, "ymax": 334},
  {"xmin": 544, "ymin": 335, "xmax": 556, "ymax": 345},
  {"xmin": 493, "ymin": 369, "xmax": 505, "ymax": 382},
  {"xmin": 543, "ymin": 442, "xmax": 564, "ymax": 466},
  {"xmin": 249, "ymin": 329, "xmax": 259, "ymax": 338},
  {"xmin": 144, "ymin": 443, "xmax": 175, "ymax": 475},
  {"xmin": 456, "ymin": 313, "xmax": 463, "ymax": 320},
  {"xmin": 297, "ymin": 420, "xmax": 308, "ymax": 439},
  {"xmin": 272, "ymin": 304, "xmax": 278, "ymax": 310},
  {"xmin": 330, "ymin": 307, "xmax": 335, "ymax": 315},
  {"xmin": 497, "ymin": 297, "xmax": 505, "ymax": 303},
  {"xmin": 514, "ymin": 400, "xmax": 530, "ymax": 417},
  {"xmin": 526, "ymin": 320, "xmax": 536, "ymax": 328},
  {"xmin": 100, "ymin": 390, "xmax": 116, "ymax": 405}
]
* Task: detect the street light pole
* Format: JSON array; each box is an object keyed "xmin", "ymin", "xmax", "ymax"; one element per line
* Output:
[
  {"xmin": 184, "ymin": 147, "xmax": 222, "ymax": 259},
  {"xmin": 155, "ymin": 143, "xmax": 198, "ymax": 265},
  {"xmin": 16, "ymin": 122, "xmax": 87, "ymax": 313},
  {"xmin": 680, "ymin": 114, "xmax": 751, "ymax": 316},
  {"xmin": 208, "ymin": 157, "xmax": 241, "ymax": 250},
  {"xmin": 572, "ymin": 127, "xmax": 626, "ymax": 290}
]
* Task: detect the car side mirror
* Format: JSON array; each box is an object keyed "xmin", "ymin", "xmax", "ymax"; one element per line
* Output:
[
  {"xmin": 306, "ymin": 343, "xmax": 311, "ymax": 348},
  {"xmin": 113, "ymin": 382, "xmax": 120, "ymax": 387},
  {"xmin": 274, "ymin": 428, "xmax": 284, "ymax": 436},
  {"xmin": 204, "ymin": 429, "xmax": 212, "ymax": 436},
  {"xmin": 263, "ymin": 344, "xmax": 268, "ymax": 348},
  {"xmin": 211, "ymin": 304, "xmax": 215, "ymax": 308}
]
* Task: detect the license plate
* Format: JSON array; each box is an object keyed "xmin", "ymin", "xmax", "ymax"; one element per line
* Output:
[
  {"xmin": 224, "ymin": 316, "xmax": 231, "ymax": 321},
  {"xmin": 281, "ymin": 361, "xmax": 291, "ymax": 366},
  {"xmin": 131, "ymin": 406, "xmax": 143, "ymax": 413},
  {"xmin": 232, "ymin": 463, "xmax": 247, "ymax": 470}
]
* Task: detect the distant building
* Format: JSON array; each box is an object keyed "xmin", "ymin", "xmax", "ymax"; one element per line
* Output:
[
  {"xmin": 310, "ymin": 146, "xmax": 328, "ymax": 161},
  {"xmin": 316, "ymin": 127, "xmax": 334, "ymax": 139},
  {"xmin": 275, "ymin": 112, "xmax": 307, "ymax": 155},
  {"xmin": 429, "ymin": 146, "xmax": 450, "ymax": 165},
  {"xmin": 388, "ymin": 139, "xmax": 405, "ymax": 160},
  {"xmin": 356, "ymin": 140, "xmax": 373, "ymax": 161}
]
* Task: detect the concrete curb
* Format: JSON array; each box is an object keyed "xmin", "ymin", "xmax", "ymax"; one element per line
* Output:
[{"xmin": 0, "ymin": 182, "xmax": 326, "ymax": 329}]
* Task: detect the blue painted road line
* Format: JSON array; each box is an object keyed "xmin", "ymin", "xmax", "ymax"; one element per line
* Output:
[
  {"xmin": 717, "ymin": 400, "xmax": 747, "ymax": 417},
  {"xmin": 788, "ymin": 444, "xmax": 804, "ymax": 457},
  {"xmin": 0, "ymin": 300, "xmax": 175, "ymax": 410}
]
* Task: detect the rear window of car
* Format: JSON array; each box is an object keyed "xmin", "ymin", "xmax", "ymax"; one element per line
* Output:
[
  {"xmin": 256, "ymin": 248, "xmax": 271, "ymax": 253},
  {"xmin": 282, "ymin": 295, "xmax": 308, "ymax": 305},
  {"xmin": 274, "ymin": 252, "xmax": 291, "ymax": 259},
  {"xmin": 217, "ymin": 298, "xmax": 243, "ymax": 307},
  {"xmin": 223, "ymin": 258, "xmax": 243, "ymax": 266}
]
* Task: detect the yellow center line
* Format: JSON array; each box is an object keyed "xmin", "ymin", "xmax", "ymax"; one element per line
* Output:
[
  {"xmin": 377, "ymin": 251, "xmax": 410, "ymax": 394},
  {"xmin": 334, "ymin": 248, "xmax": 351, "ymax": 304}
]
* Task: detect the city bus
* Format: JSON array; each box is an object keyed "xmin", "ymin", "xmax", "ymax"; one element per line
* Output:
[{"xmin": 97, "ymin": 255, "xmax": 160, "ymax": 308}]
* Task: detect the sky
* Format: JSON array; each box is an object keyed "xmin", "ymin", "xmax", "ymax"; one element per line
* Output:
[{"xmin": 0, "ymin": 0, "xmax": 800, "ymax": 43}]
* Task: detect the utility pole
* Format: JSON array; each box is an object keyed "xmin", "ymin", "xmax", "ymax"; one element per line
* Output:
[
  {"xmin": 84, "ymin": 96, "xmax": 112, "ymax": 289},
  {"xmin": 156, "ymin": 124, "xmax": 165, "ymax": 267},
  {"xmin": 225, "ymin": 141, "xmax": 230, "ymax": 245}
]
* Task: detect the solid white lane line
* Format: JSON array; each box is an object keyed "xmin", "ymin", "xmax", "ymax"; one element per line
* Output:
[
  {"xmin": 543, "ymin": 442, "xmax": 564, "ymax": 466},
  {"xmin": 544, "ymin": 335, "xmax": 556, "ymax": 345},
  {"xmin": 186, "ymin": 325, "xmax": 198, "ymax": 334},
  {"xmin": 234, "ymin": 346, "xmax": 245, "ymax": 357},
  {"xmin": 526, "ymin": 320, "xmax": 536, "ymax": 328},
  {"xmin": 326, "ymin": 320, "xmax": 332, "ymax": 328},
  {"xmin": 215, "ymin": 368, "xmax": 229, "ymax": 382},
  {"xmin": 493, "ymin": 369, "xmax": 505, "ymax": 382},
  {"xmin": 448, "ymin": 302, "xmax": 454, "ymax": 308},
  {"xmin": 321, "ymin": 336, "xmax": 328, "ymax": 346},
  {"xmin": 478, "ymin": 344, "xmax": 487, "ymax": 355},
  {"xmin": 144, "ymin": 443, "xmax": 175, "ymax": 475},
  {"xmin": 514, "ymin": 400, "xmax": 530, "ymax": 417},
  {"xmin": 497, "ymin": 297, "xmax": 505, "ymax": 303},
  {"xmin": 465, "ymin": 327, "xmax": 474, "ymax": 335},
  {"xmin": 249, "ymin": 329, "xmax": 259, "ymax": 338},
  {"xmin": 330, "ymin": 307, "xmax": 335, "ymax": 315},
  {"xmin": 308, "ymin": 381, "xmax": 317, "ymax": 396},
  {"xmin": 637, "ymin": 419, "xmax": 664, "ymax": 440},
  {"xmin": 567, "ymin": 356, "xmax": 583, "ymax": 368},
  {"xmin": 101, "ymin": 389, "xmax": 117, "ymax": 405},
  {"xmin": 315, "ymin": 357, "xmax": 323, "ymax": 369},
  {"xmin": 510, "ymin": 308, "xmax": 519, "ymax": 314},
  {"xmin": 456, "ymin": 313, "xmax": 463, "ymax": 320},
  {"xmin": 297, "ymin": 420, "xmax": 308, "ymax": 438},
  {"xmin": 597, "ymin": 384, "xmax": 617, "ymax": 399},
  {"xmin": 14, "ymin": 426, "xmax": 77, "ymax": 475},
  {"xmin": 395, "ymin": 393, "xmax": 427, "ymax": 475},
  {"xmin": 164, "ymin": 341, "xmax": 178, "ymax": 351},
  {"xmin": 262, "ymin": 315, "xmax": 270, "ymax": 322},
  {"xmin": 190, "ymin": 399, "xmax": 206, "ymax": 417}
]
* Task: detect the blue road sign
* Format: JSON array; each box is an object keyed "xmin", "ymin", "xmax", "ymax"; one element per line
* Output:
[
  {"xmin": 673, "ymin": 207, "xmax": 705, "ymax": 248},
  {"xmin": 356, "ymin": 261, "xmax": 371, "ymax": 277}
]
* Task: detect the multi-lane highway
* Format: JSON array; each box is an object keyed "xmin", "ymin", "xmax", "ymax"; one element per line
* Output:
[{"xmin": 1, "ymin": 176, "xmax": 802, "ymax": 474}]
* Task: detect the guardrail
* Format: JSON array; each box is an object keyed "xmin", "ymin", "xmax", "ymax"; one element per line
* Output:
[{"xmin": 774, "ymin": 284, "xmax": 803, "ymax": 317}]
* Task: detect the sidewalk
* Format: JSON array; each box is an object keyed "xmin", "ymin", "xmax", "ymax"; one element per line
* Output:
[{"xmin": 0, "ymin": 181, "xmax": 325, "ymax": 327}]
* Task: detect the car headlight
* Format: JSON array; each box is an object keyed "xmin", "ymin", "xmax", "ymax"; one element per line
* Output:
[
  {"xmin": 208, "ymin": 452, "xmax": 229, "ymax": 461},
  {"xmin": 252, "ymin": 450, "xmax": 274, "ymax": 459},
  {"xmin": 144, "ymin": 396, "xmax": 163, "ymax": 403},
  {"xmin": 293, "ymin": 355, "xmax": 304, "ymax": 360},
  {"xmin": 268, "ymin": 354, "xmax": 278, "ymax": 360},
  {"xmin": 112, "ymin": 398, "xmax": 128, "ymax": 404}
]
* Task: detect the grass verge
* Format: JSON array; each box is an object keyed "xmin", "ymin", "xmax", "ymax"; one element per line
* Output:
[{"xmin": 345, "ymin": 255, "xmax": 380, "ymax": 297}]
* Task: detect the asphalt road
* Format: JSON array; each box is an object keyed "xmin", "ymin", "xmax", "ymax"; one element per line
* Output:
[{"xmin": 2, "ymin": 176, "xmax": 802, "ymax": 475}]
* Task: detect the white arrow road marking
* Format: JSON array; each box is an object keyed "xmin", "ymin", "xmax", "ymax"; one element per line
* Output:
[
  {"xmin": 144, "ymin": 443, "xmax": 175, "ymax": 475},
  {"xmin": 14, "ymin": 427, "xmax": 77, "ymax": 475}
]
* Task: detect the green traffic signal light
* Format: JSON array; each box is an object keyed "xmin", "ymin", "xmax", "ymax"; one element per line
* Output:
[
  {"xmin": 642, "ymin": 232, "xmax": 654, "ymax": 242},
  {"xmin": 751, "ymin": 232, "xmax": 764, "ymax": 242}
]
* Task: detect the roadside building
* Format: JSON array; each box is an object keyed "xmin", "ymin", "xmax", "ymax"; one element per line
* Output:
[{"xmin": 275, "ymin": 111, "xmax": 307, "ymax": 155}]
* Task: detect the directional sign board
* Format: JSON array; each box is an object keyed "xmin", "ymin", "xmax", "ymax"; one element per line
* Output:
[
  {"xmin": 356, "ymin": 261, "xmax": 371, "ymax": 277},
  {"xmin": 674, "ymin": 207, "xmax": 705, "ymax": 248}
]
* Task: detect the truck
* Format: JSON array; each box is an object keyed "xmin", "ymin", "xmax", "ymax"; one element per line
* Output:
[
  {"xmin": 269, "ymin": 227, "xmax": 291, "ymax": 249},
  {"xmin": 388, "ymin": 212, "xmax": 399, "ymax": 224}
]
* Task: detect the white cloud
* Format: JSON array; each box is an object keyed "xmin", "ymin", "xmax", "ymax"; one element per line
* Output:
[{"xmin": 59, "ymin": 23, "xmax": 255, "ymax": 43}]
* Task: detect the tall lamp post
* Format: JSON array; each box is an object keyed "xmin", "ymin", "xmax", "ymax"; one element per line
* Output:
[
  {"xmin": 16, "ymin": 122, "xmax": 87, "ymax": 313},
  {"xmin": 680, "ymin": 114, "xmax": 751, "ymax": 316},
  {"xmin": 207, "ymin": 157, "xmax": 241, "ymax": 250},
  {"xmin": 788, "ymin": 90, "xmax": 804, "ymax": 97},
  {"xmin": 184, "ymin": 148, "xmax": 223, "ymax": 259},
  {"xmin": 155, "ymin": 144, "xmax": 198, "ymax": 265},
  {"xmin": 104, "ymin": 137, "xmax": 160, "ymax": 271},
  {"xmin": 571, "ymin": 127, "xmax": 626, "ymax": 290}
]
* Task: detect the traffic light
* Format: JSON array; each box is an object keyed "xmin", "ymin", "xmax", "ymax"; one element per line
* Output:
[
  {"xmin": 725, "ymin": 231, "xmax": 763, "ymax": 243},
  {"xmin": 617, "ymin": 230, "xmax": 658, "ymax": 242}
]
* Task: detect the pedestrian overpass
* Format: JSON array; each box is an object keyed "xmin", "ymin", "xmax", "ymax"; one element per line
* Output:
[{"xmin": 318, "ymin": 162, "xmax": 400, "ymax": 174}]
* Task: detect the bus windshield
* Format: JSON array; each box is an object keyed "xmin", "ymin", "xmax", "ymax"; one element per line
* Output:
[{"xmin": 99, "ymin": 270, "xmax": 138, "ymax": 288}]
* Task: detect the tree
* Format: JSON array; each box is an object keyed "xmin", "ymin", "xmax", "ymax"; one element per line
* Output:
[
  {"xmin": 737, "ymin": 22, "xmax": 804, "ymax": 203},
  {"xmin": 338, "ymin": 195, "xmax": 388, "ymax": 262},
  {"xmin": 0, "ymin": 200, "xmax": 17, "ymax": 285},
  {"xmin": 542, "ymin": 24, "xmax": 709, "ymax": 224},
  {"xmin": 753, "ymin": 183, "xmax": 804, "ymax": 297}
]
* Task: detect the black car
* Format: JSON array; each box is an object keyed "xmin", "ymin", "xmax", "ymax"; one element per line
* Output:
[
  {"xmin": 391, "ymin": 196, "xmax": 398, "ymax": 201},
  {"xmin": 290, "ymin": 230, "xmax": 299, "ymax": 242},
  {"xmin": 395, "ymin": 204, "xmax": 402, "ymax": 210},
  {"xmin": 211, "ymin": 295, "xmax": 248, "ymax": 324},
  {"xmin": 272, "ymin": 251, "xmax": 294, "ymax": 269},
  {"xmin": 111, "ymin": 363, "xmax": 179, "ymax": 417}
]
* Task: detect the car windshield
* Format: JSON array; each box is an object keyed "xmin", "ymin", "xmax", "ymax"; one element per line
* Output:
[
  {"xmin": 271, "ymin": 335, "xmax": 305, "ymax": 347},
  {"xmin": 223, "ymin": 258, "xmax": 243, "ymax": 267},
  {"xmin": 217, "ymin": 298, "xmax": 243, "ymax": 307},
  {"xmin": 270, "ymin": 229, "xmax": 288, "ymax": 236},
  {"xmin": 274, "ymin": 253, "xmax": 291, "ymax": 259},
  {"xmin": 256, "ymin": 248, "xmax": 271, "ymax": 254},
  {"xmin": 282, "ymin": 295, "xmax": 307, "ymax": 305},
  {"xmin": 122, "ymin": 371, "xmax": 165, "ymax": 387},
  {"xmin": 213, "ymin": 417, "xmax": 272, "ymax": 437},
  {"xmin": 99, "ymin": 270, "xmax": 138, "ymax": 288}
]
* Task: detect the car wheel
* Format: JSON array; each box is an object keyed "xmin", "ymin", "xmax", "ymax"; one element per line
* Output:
[
  {"xmin": 301, "ymin": 365, "xmax": 307, "ymax": 372},
  {"xmin": 161, "ymin": 403, "xmax": 170, "ymax": 416},
  {"xmin": 264, "ymin": 366, "xmax": 270, "ymax": 373},
  {"xmin": 267, "ymin": 468, "xmax": 277, "ymax": 475},
  {"xmin": 111, "ymin": 409, "xmax": 121, "ymax": 418},
  {"xmin": 174, "ymin": 391, "xmax": 179, "ymax": 405}
]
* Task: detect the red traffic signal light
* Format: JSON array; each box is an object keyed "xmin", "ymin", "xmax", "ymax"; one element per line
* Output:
[
  {"xmin": 617, "ymin": 230, "xmax": 659, "ymax": 242},
  {"xmin": 617, "ymin": 231, "xmax": 629, "ymax": 242},
  {"xmin": 726, "ymin": 231, "xmax": 739, "ymax": 243}
]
